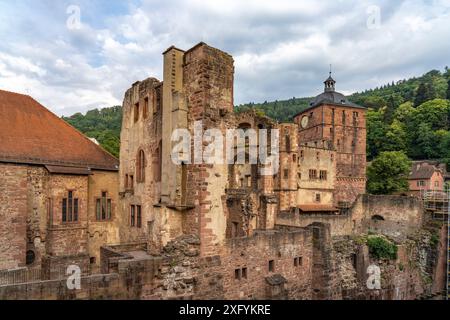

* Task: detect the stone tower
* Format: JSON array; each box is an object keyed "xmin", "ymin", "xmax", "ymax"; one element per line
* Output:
[{"xmin": 293, "ymin": 74, "xmax": 367, "ymax": 205}]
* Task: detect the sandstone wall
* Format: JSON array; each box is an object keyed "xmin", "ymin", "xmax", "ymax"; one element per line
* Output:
[
  {"xmin": 87, "ymin": 170, "xmax": 120, "ymax": 272},
  {"xmin": 0, "ymin": 164, "xmax": 27, "ymax": 269}
]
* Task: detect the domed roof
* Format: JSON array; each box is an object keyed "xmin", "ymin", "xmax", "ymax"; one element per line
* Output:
[
  {"xmin": 310, "ymin": 91, "xmax": 361, "ymax": 108},
  {"xmin": 308, "ymin": 73, "xmax": 364, "ymax": 109}
]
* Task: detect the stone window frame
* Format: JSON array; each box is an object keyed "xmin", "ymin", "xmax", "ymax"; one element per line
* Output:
[
  {"xmin": 95, "ymin": 190, "xmax": 113, "ymax": 222},
  {"xmin": 315, "ymin": 193, "xmax": 321, "ymax": 203},
  {"xmin": 136, "ymin": 148, "xmax": 146, "ymax": 183},
  {"xmin": 319, "ymin": 170, "xmax": 328, "ymax": 181},
  {"xmin": 308, "ymin": 169, "xmax": 318, "ymax": 180},
  {"xmin": 137, "ymin": 205, "xmax": 142, "ymax": 228},
  {"xmin": 268, "ymin": 260, "xmax": 275, "ymax": 273},
  {"xmin": 283, "ymin": 169, "xmax": 289, "ymax": 180},
  {"xmin": 143, "ymin": 97, "xmax": 149, "ymax": 119},
  {"xmin": 130, "ymin": 205, "xmax": 136, "ymax": 227},
  {"xmin": 133, "ymin": 102, "xmax": 140, "ymax": 123},
  {"xmin": 130, "ymin": 204, "xmax": 142, "ymax": 228},
  {"xmin": 234, "ymin": 267, "xmax": 248, "ymax": 281},
  {"xmin": 62, "ymin": 190, "xmax": 79, "ymax": 224}
]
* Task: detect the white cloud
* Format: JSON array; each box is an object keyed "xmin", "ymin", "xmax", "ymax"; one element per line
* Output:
[{"xmin": 0, "ymin": 0, "xmax": 449, "ymax": 116}]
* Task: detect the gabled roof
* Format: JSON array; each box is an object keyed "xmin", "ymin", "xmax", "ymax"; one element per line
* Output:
[
  {"xmin": 409, "ymin": 162, "xmax": 440, "ymax": 180},
  {"xmin": 0, "ymin": 89, "xmax": 119, "ymax": 171}
]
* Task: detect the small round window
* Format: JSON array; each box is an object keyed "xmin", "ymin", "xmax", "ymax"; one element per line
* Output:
[{"xmin": 26, "ymin": 250, "xmax": 36, "ymax": 265}]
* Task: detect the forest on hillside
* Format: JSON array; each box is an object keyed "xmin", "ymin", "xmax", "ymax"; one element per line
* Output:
[
  {"xmin": 63, "ymin": 68, "xmax": 450, "ymax": 163},
  {"xmin": 62, "ymin": 106, "xmax": 122, "ymax": 158}
]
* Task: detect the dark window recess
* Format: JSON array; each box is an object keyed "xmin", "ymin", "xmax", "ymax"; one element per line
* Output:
[
  {"xmin": 62, "ymin": 191, "xmax": 78, "ymax": 223},
  {"xmin": 62, "ymin": 198, "xmax": 67, "ymax": 222},
  {"xmin": 137, "ymin": 205, "xmax": 142, "ymax": 228},
  {"xmin": 134, "ymin": 102, "xmax": 139, "ymax": 122},
  {"xmin": 269, "ymin": 260, "xmax": 275, "ymax": 272},
  {"xmin": 316, "ymin": 194, "xmax": 321, "ymax": 202},
  {"xmin": 130, "ymin": 205, "xmax": 136, "ymax": 227},
  {"xmin": 137, "ymin": 150, "xmax": 146, "ymax": 183},
  {"xmin": 234, "ymin": 267, "xmax": 247, "ymax": 280},
  {"xmin": 26, "ymin": 250, "xmax": 35, "ymax": 265},
  {"xmin": 90, "ymin": 257, "xmax": 96, "ymax": 265},
  {"xmin": 96, "ymin": 192, "xmax": 112, "ymax": 221},
  {"xmin": 294, "ymin": 257, "xmax": 303, "ymax": 267},
  {"xmin": 143, "ymin": 97, "xmax": 149, "ymax": 119}
]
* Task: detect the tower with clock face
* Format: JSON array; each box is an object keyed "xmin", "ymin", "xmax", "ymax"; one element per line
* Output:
[
  {"xmin": 300, "ymin": 116, "xmax": 309, "ymax": 129},
  {"xmin": 292, "ymin": 73, "xmax": 367, "ymax": 205}
]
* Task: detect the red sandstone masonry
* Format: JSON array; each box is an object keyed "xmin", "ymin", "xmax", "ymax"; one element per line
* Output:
[{"xmin": 0, "ymin": 164, "xmax": 27, "ymax": 269}]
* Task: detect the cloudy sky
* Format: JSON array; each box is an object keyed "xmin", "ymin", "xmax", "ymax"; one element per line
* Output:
[{"xmin": 0, "ymin": 0, "xmax": 449, "ymax": 116}]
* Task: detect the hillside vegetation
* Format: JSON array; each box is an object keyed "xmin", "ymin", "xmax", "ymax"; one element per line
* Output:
[
  {"xmin": 62, "ymin": 106, "xmax": 122, "ymax": 158},
  {"xmin": 63, "ymin": 68, "xmax": 450, "ymax": 162}
]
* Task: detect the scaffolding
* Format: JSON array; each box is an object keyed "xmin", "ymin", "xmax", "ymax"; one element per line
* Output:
[{"xmin": 420, "ymin": 189, "xmax": 449, "ymax": 300}]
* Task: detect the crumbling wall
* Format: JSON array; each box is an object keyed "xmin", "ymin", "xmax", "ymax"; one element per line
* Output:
[
  {"xmin": 357, "ymin": 195, "xmax": 424, "ymax": 238},
  {"xmin": 144, "ymin": 228, "xmax": 314, "ymax": 300},
  {"xmin": 331, "ymin": 228, "xmax": 443, "ymax": 300}
]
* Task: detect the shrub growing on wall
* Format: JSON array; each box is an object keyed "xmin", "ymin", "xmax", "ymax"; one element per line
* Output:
[{"xmin": 367, "ymin": 236, "xmax": 398, "ymax": 260}]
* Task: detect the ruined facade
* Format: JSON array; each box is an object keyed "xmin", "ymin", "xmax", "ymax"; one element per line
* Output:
[
  {"xmin": 0, "ymin": 43, "xmax": 447, "ymax": 300},
  {"xmin": 110, "ymin": 43, "xmax": 446, "ymax": 300}
]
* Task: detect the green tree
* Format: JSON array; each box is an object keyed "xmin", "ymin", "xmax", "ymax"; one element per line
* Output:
[
  {"xmin": 437, "ymin": 130, "xmax": 450, "ymax": 159},
  {"xmin": 414, "ymin": 82, "xmax": 436, "ymax": 106},
  {"xmin": 367, "ymin": 151, "xmax": 411, "ymax": 195},
  {"xmin": 446, "ymin": 78, "xmax": 450, "ymax": 100},
  {"xmin": 366, "ymin": 108, "xmax": 387, "ymax": 160},
  {"xmin": 393, "ymin": 101, "xmax": 414, "ymax": 122},
  {"xmin": 62, "ymin": 105, "xmax": 122, "ymax": 157},
  {"xmin": 413, "ymin": 99, "xmax": 449, "ymax": 131},
  {"xmin": 382, "ymin": 120, "xmax": 408, "ymax": 152},
  {"xmin": 413, "ymin": 123, "xmax": 442, "ymax": 159}
]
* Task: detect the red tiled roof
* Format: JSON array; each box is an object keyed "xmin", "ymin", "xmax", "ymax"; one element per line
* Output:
[
  {"xmin": 298, "ymin": 205, "xmax": 338, "ymax": 212},
  {"xmin": 0, "ymin": 89, "xmax": 118, "ymax": 171},
  {"xmin": 409, "ymin": 162, "xmax": 440, "ymax": 180}
]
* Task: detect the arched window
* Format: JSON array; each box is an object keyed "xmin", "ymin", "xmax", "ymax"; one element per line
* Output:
[{"xmin": 136, "ymin": 149, "xmax": 146, "ymax": 183}]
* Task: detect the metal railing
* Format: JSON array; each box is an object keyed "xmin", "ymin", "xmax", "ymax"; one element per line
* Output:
[
  {"xmin": 0, "ymin": 267, "xmax": 43, "ymax": 286},
  {"xmin": 0, "ymin": 265, "xmax": 91, "ymax": 286}
]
